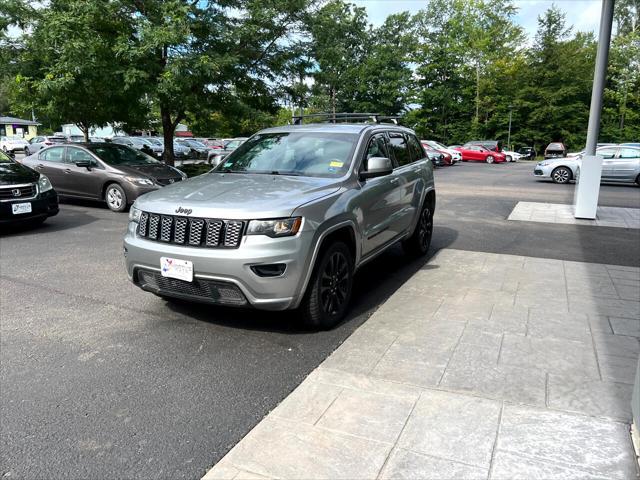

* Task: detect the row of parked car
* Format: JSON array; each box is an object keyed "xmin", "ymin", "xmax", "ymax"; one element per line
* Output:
[
  {"xmin": 420, "ymin": 139, "xmax": 523, "ymax": 166},
  {"xmin": 1, "ymin": 134, "xmax": 247, "ymax": 164}
]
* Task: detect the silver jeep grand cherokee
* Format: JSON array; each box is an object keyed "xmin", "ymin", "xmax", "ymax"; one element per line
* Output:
[{"xmin": 124, "ymin": 123, "xmax": 435, "ymax": 329}]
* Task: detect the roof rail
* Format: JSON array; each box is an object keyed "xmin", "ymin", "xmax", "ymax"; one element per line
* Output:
[{"xmin": 291, "ymin": 112, "xmax": 401, "ymax": 125}]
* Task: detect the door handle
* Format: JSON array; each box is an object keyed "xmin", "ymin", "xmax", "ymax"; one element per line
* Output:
[
  {"xmin": 64, "ymin": 168, "xmax": 72, "ymax": 174},
  {"xmin": 36, "ymin": 164, "xmax": 44, "ymax": 169},
  {"xmin": 390, "ymin": 178, "xmax": 399, "ymax": 184}
]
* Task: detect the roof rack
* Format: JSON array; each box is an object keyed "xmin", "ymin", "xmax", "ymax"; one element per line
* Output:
[{"xmin": 291, "ymin": 112, "xmax": 401, "ymax": 125}]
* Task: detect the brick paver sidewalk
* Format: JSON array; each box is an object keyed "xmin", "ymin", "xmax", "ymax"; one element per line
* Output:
[{"xmin": 204, "ymin": 249, "xmax": 640, "ymax": 479}]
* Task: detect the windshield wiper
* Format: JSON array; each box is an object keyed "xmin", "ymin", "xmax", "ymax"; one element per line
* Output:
[{"xmin": 268, "ymin": 170, "xmax": 302, "ymax": 176}]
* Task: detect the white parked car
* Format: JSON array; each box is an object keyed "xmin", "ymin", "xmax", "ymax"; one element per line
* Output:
[
  {"xmin": 422, "ymin": 140, "xmax": 462, "ymax": 163},
  {"xmin": 502, "ymin": 150, "xmax": 521, "ymax": 162},
  {"xmin": 533, "ymin": 145, "xmax": 640, "ymax": 184},
  {"xmin": 1, "ymin": 135, "xmax": 29, "ymax": 153}
]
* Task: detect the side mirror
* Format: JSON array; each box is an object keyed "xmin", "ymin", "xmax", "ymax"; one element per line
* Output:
[
  {"xmin": 75, "ymin": 160, "xmax": 92, "ymax": 169},
  {"xmin": 360, "ymin": 157, "xmax": 393, "ymax": 180}
]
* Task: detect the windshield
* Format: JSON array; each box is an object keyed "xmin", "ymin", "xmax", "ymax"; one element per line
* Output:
[
  {"xmin": 86, "ymin": 144, "xmax": 159, "ymax": 165},
  {"xmin": 0, "ymin": 150, "xmax": 13, "ymax": 163},
  {"xmin": 548, "ymin": 143, "xmax": 564, "ymax": 150},
  {"xmin": 217, "ymin": 132, "xmax": 357, "ymax": 178}
]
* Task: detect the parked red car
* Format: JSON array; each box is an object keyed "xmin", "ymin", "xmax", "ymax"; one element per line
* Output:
[
  {"xmin": 454, "ymin": 145, "xmax": 507, "ymax": 163},
  {"xmin": 421, "ymin": 141, "xmax": 452, "ymax": 165}
]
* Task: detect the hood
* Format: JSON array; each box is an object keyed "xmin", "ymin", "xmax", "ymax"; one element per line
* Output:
[
  {"xmin": 115, "ymin": 163, "xmax": 183, "ymax": 180},
  {"xmin": 0, "ymin": 160, "xmax": 39, "ymax": 185},
  {"xmin": 134, "ymin": 172, "xmax": 341, "ymax": 219}
]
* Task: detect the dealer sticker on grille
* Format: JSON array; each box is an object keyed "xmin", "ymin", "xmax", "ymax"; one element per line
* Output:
[{"xmin": 160, "ymin": 257, "xmax": 193, "ymax": 282}]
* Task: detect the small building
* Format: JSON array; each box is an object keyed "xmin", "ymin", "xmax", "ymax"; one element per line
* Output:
[{"xmin": 0, "ymin": 116, "xmax": 39, "ymax": 140}]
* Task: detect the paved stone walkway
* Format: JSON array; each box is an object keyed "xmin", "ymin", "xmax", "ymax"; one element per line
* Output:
[
  {"xmin": 508, "ymin": 201, "xmax": 640, "ymax": 229},
  {"xmin": 203, "ymin": 249, "xmax": 640, "ymax": 480}
]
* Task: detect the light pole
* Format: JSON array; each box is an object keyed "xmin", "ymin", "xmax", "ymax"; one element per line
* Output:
[
  {"xmin": 574, "ymin": 0, "xmax": 615, "ymax": 219},
  {"xmin": 507, "ymin": 105, "xmax": 513, "ymax": 151}
]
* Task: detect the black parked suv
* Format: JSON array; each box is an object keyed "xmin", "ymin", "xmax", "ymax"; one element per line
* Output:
[{"xmin": 0, "ymin": 150, "xmax": 58, "ymax": 226}]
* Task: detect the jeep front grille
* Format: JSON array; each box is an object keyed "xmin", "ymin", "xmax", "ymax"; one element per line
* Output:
[{"xmin": 137, "ymin": 211, "xmax": 244, "ymax": 248}]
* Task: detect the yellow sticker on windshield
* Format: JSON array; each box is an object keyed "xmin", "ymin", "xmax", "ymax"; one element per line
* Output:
[{"xmin": 329, "ymin": 161, "xmax": 343, "ymax": 168}]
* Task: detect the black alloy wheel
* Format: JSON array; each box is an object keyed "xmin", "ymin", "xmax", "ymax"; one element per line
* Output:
[
  {"xmin": 403, "ymin": 204, "xmax": 433, "ymax": 256},
  {"xmin": 301, "ymin": 241, "xmax": 354, "ymax": 330}
]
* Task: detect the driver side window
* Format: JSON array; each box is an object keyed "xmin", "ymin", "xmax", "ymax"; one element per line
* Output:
[{"xmin": 363, "ymin": 134, "xmax": 389, "ymax": 170}]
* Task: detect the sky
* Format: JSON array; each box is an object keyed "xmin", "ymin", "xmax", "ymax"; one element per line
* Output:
[{"xmin": 352, "ymin": 0, "xmax": 604, "ymax": 40}]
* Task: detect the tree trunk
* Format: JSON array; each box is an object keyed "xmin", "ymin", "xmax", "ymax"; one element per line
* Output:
[
  {"xmin": 330, "ymin": 86, "xmax": 336, "ymax": 122},
  {"xmin": 77, "ymin": 123, "xmax": 90, "ymax": 142},
  {"xmin": 161, "ymin": 106, "xmax": 175, "ymax": 166},
  {"xmin": 619, "ymin": 81, "xmax": 628, "ymax": 131},
  {"xmin": 475, "ymin": 62, "xmax": 480, "ymax": 125}
]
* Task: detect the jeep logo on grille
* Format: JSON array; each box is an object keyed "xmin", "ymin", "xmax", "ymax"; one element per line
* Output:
[
  {"xmin": 12, "ymin": 189, "xmax": 22, "ymax": 197},
  {"xmin": 175, "ymin": 206, "xmax": 192, "ymax": 215}
]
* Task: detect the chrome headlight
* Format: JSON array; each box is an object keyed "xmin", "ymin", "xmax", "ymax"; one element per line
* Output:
[
  {"xmin": 125, "ymin": 176, "xmax": 154, "ymax": 186},
  {"xmin": 129, "ymin": 205, "xmax": 142, "ymax": 223},
  {"xmin": 538, "ymin": 161, "xmax": 551, "ymax": 166},
  {"xmin": 38, "ymin": 174, "xmax": 53, "ymax": 192},
  {"xmin": 247, "ymin": 217, "xmax": 302, "ymax": 238}
]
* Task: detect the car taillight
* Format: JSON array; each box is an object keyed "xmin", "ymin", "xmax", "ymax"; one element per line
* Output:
[{"xmin": 44, "ymin": 141, "xmax": 53, "ymax": 145}]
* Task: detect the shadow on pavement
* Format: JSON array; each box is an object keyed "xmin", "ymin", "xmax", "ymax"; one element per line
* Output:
[{"xmin": 163, "ymin": 226, "xmax": 459, "ymax": 334}]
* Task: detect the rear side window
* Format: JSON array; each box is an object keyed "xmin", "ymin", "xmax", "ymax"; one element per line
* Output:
[
  {"xmin": 598, "ymin": 147, "xmax": 617, "ymax": 159},
  {"xmin": 619, "ymin": 148, "xmax": 639, "ymax": 159},
  {"xmin": 41, "ymin": 147, "xmax": 65, "ymax": 163},
  {"xmin": 388, "ymin": 132, "xmax": 411, "ymax": 167},
  {"xmin": 407, "ymin": 135, "xmax": 425, "ymax": 162}
]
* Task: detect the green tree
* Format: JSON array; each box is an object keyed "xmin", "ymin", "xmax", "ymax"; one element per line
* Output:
[
  {"xmin": 117, "ymin": 0, "xmax": 310, "ymax": 164},
  {"xmin": 309, "ymin": 0, "xmax": 368, "ymax": 116},
  {"xmin": 11, "ymin": 0, "xmax": 145, "ymax": 140}
]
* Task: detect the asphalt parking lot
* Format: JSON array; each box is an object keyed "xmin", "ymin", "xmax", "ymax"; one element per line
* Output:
[{"xmin": 2, "ymin": 161, "xmax": 639, "ymax": 479}]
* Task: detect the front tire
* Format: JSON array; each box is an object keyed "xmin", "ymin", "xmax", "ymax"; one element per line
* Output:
[
  {"xmin": 505, "ymin": 155, "xmax": 512, "ymax": 162},
  {"xmin": 105, "ymin": 183, "xmax": 127, "ymax": 212},
  {"xmin": 551, "ymin": 166, "xmax": 572, "ymax": 184},
  {"xmin": 486, "ymin": 155, "xmax": 494, "ymax": 164},
  {"xmin": 301, "ymin": 241, "xmax": 354, "ymax": 330},
  {"xmin": 403, "ymin": 203, "xmax": 433, "ymax": 256}
]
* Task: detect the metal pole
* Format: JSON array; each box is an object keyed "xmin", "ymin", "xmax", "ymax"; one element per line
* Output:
[
  {"xmin": 585, "ymin": 0, "xmax": 614, "ymax": 155},
  {"xmin": 574, "ymin": 0, "xmax": 615, "ymax": 219},
  {"xmin": 507, "ymin": 106, "xmax": 513, "ymax": 150}
]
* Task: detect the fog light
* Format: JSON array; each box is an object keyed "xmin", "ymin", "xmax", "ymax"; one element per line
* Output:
[{"xmin": 251, "ymin": 264, "xmax": 286, "ymax": 277}]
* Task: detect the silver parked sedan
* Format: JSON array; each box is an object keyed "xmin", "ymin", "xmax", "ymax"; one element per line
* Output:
[{"xmin": 533, "ymin": 145, "xmax": 640, "ymax": 185}]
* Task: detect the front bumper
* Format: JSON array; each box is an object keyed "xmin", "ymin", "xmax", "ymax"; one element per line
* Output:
[
  {"xmin": 0, "ymin": 189, "xmax": 59, "ymax": 224},
  {"xmin": 533, "ymin": 164, "xmax": 553, "ymax": 178},
  {"xmin": 124, "ymin": 225, "xmax": 314, "ymax": 310}
]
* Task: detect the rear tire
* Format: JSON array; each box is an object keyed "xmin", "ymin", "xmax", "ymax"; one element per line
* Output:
[
  {"xmin": 505, "ymin": 155, "xmax": 512, "ymax": 162},
  {"xmin": 300, "ymin": 241, "xmax": 354, "ymax": 330},
  {"xmin": 105, "ymin": 183, "xmax": 127, "ymax": 212},
  {"xmin": 403, "ymin": 202, "xmax": 433, "ymax": 256},
  {"xmin": 551, "ymin": 166, "xmax": 572, "ymax": 184}
]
